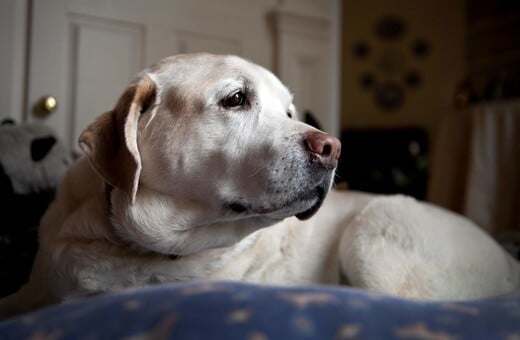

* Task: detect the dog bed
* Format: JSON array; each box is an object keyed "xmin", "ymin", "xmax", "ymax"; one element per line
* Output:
[{"xmin": 0, "ymin": 281, "xmax": 518, "ymax": 339}]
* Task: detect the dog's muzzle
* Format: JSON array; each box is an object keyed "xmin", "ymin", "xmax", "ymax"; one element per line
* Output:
[{"xmin": 294, "ymin": 131, "xmax": 341, "ymax": 220}]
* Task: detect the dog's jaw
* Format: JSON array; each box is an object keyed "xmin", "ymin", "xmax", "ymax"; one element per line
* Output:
[
  {"xmin": 225, "ymin": 174, "xmax": 333, "ymax": 222},
  {"xmin": 109, "ymin": 186, "xmax": 284, "ymax": 256},
  {"xmin": 108, "ymin": 168, "xmax": 334, "ymax": 256}
]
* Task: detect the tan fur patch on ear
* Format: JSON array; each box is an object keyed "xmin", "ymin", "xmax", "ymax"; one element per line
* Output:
[{"xmin": 79, "ymin": 75, "xmax": 156, "ymax": 204}]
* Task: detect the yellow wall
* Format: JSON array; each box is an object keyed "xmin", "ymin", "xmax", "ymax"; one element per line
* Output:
[{"xmin": 341, "ymin": 0, "xmax": 466, "ymax": 139}]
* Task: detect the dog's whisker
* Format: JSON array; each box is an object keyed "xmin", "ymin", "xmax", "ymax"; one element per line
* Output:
[{"xmin": 249, "ymin": 164, "xmax": 269, "ymax": 178}]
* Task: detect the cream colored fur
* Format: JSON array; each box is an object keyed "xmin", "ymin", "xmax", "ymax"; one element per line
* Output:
[{"xmin": 1, "ymin": 54, "xmax": 518, "ymax": 320}]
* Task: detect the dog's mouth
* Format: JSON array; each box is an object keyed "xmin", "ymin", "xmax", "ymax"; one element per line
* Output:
[
  {"xmin": 227, "ymin": 184, "xmax": 327, "ymax": 221},
  {"xmin": 294, "ymin": 185, "xmax": 326, "ymax": 220}
]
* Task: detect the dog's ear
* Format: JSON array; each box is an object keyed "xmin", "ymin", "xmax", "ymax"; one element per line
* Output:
[{"xmin": 78, "ymin": 74, "xmax": 156, "ymax": 204}]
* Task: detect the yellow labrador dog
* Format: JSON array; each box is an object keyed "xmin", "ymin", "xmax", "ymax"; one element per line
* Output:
[{"xmin": 1, "ymin": 54, "xmax": 518, "ymax": 319}]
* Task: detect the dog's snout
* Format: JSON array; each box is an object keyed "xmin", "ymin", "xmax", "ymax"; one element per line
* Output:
[{"xmin": 304, "ymin": 131, "xmax": 341, "ymax": 168}]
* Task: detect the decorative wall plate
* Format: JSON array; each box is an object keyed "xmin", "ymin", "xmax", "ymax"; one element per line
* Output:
[
  {"xmin": 353, "ymin": 41, "xmax": 370, "ymax": 59},
  {"xmin": 411, "ymin": 38, "xmax": 430, "ymax": 58},
  {"xmin": 375, "ymin": 16, "xmax": 406, "ymax": 40},
  {"xmin": 375, "ymin": 82, "xmax": 404, "ymax": 110}
]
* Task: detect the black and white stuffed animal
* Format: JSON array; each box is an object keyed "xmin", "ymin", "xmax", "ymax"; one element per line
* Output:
[{"xmin": 0, "ymin": 118, "xmax": 70, "ymax": 297}]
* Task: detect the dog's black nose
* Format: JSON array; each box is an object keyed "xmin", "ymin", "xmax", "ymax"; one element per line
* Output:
[{"xmin": 304, "ymin": 131, "xmax": 341, "ymax": 169}]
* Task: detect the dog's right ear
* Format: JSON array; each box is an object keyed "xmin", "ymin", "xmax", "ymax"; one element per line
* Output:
[{"xmin": 78, "ymin": 74, "xmax": 156, "ymax": 204}]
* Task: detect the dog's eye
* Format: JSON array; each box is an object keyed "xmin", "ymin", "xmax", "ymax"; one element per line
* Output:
[
  {"xmin": 222, "ymin": 91, "xmax": 246, "ymax": 108},
  {"xmin": 287, "ymin": 111, "xmax": 293, "ymax": 118}
]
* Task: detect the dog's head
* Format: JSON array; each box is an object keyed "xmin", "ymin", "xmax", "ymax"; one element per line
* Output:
[{"xmin": 79, "ymin": 54, "xmax": 340, "ymax": 255}]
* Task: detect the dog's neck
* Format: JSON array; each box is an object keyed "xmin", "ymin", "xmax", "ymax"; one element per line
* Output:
[
  {"xmin": 104, "ymin": 183, "xmax": 183, "ymax": 259},
  {"xmin": 105, "ymin": 185, "xmax": 274, "ymax": 258}
]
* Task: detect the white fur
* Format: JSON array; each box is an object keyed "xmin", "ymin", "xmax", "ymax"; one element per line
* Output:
[
  {"xmin": 1, "ymin": 54, "xmax": 518, "ymax": 320},
  {"xmin": 340, "ymin": 195, "xmax": 519, "ymax": 300}
]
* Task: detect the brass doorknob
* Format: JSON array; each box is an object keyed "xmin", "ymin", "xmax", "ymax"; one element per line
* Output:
[{"xmin": 34, "ymin": 95, "xmax": 58, "ymax": 117}]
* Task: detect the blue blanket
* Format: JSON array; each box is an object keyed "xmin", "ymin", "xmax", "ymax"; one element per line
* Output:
[{"xmin": 0, "ymin": 281, "xmax": 518, "ymax": 339}]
